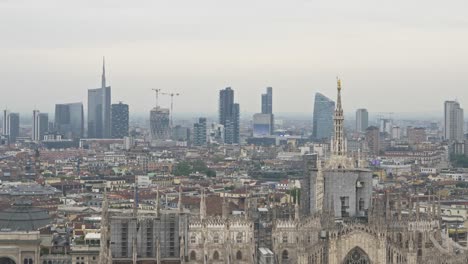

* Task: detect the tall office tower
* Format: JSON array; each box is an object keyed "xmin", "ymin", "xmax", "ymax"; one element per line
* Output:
[
  {"xmin": 193, "ymin": 118, "xmax": 207, "ymax": 146},
  {"xmin": 150, "ymin": 107, "xmax": 170, "ymax": 141},
  {"xmin": 88, "ymin": 58, "xmax": 111, "ymax": 138},
  {"xmin": 312, "ymin": 93, "xmax": 335, "ymax": 140},
  {"xmin": 55, "ymin": 103, "xmax": 84, "ymax": 139},
  {"xmin": 7, "ymin": 113, "xmax": 20, "ymax": 143},
  {"xmin": 253, "ymin": 113, "xmax": 273, "ymax": 137},
  {"xmin": 407, "ymin": 126, "xmax": 426, "ymax": 144},
  {"xmin": 32, "ymin": 110, "xmax": 46, "ymax": 141},
  {"xmin": 257, "ymin": 87, "xmax": 274, "ymax": 135},
  {"xmin": 219, "ymin": 87, "xmax": 240, "ymax": 144},
  {"xmin": 366, "ymin": 126, "xmax": 380, "ymax": 155},
  {"xmin": 111, "ymin": 102, "xmax": 129, "ymax": 139},
  {"xmin": 261, "ymin": 87, "xmax": 273, "ymax": 114},
  {"xmin": 444, "ymin": 100, "xmax": 464, "ymax": 142},
  {"xmin": 355, "ymin": 108, "xmax": 369, "ymax": 133},
  {"xmin": 2, "ymin": 110, "xmax": 8, "ymax": 136}
]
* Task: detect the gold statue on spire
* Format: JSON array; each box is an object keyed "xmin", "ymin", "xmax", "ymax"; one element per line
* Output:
[{"xmin": 337, "ymin": 77, "xmax": 342, "ymax": 91}]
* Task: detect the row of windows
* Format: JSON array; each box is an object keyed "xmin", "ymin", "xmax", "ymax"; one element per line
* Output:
[
  {"xmin": 190, "ymin": 232, "xmax": 244, "ymax": 244},
  {"xmin": 189, "ymin": 250, "xmax": 243, "ymax": 261}
]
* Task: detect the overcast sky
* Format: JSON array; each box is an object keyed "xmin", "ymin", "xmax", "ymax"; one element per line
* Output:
[{"xmin": 1, "ymin": 0, "xmax": 468, "ymax": 117}]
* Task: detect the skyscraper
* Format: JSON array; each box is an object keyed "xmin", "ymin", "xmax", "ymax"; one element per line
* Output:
[
  {"xmin": 150, "ymin": 107, "xmax": 170, "ymax": 141},
  {"xmin": 32, "ymin": 110, "xmax": 48, "ymax": 141},
  {"xmin": 219, "ymin": 87, "xmax": 240, "ymax": 144},
  {"xmin": 366, "ymin": 126, "xmax": 380, "ymax": 156},
  {"xmin": 2, "ymin": 110, "xmax": 9, "ymax": 136},
  {"xmin": 7, "ymin": 113, "xmax": 20, "ymax": 143},
  {"xmin": 355, "ymin": 108, "xmax": 369, "ymax": 133},
  {"xmin": 312, "ymin": 93, "xmax": 335, "ymax": 140},
  {"xmin": 193, "ymin": 118, "xmax": 207, "ymax": 146},
  {"xmin": 55, "ymin": 103, "xmax": 84, "ymax": 139},
  {"xmin": 444, "ymin": 100, "xmax": 464, "ymax": 142},
  {"xmin": 111, "ymin": 102, "xmax": 129, "ymax": 139},
  {"xmin": 88, "ymin": 58, "xmax": 111, "ymax": 138},
  {"xmin": 261, "ymin": 87, "xmax": 272, "ymax": 114}
]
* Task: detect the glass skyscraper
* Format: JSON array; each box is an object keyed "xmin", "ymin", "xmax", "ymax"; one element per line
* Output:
[
  {"xmin": 55, "ymin": 103, "xmax": 84, "ymax": 139},
  {"xmin": 88, "ymin": 58, "xmax": 111, "ymax": 138},
  {"xmin": 312, "ymin": 93, "xmax": 335, "ymax": 140},
  {"xmin": 111, "ymin": 102, "xmax": 129, "ymax": 139},
  {"xmin": 219, "ymin": 87, "xmax": 240, "ymax": 144}
]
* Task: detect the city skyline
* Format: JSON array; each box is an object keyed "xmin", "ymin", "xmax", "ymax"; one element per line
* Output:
[{"xmin": 1, "ymin": 1, "xmax": 468, "ymax": 115}]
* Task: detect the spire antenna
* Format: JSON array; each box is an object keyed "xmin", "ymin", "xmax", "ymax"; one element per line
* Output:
[{"xmin": 102, "ymin": 56, "xmax": 106, "ymax": 88}]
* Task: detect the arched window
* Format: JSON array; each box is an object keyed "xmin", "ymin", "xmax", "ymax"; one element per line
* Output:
[
  {"xmin": 29, "ymin": 259, "xmax": 33, "ymax": 264},
  {"xmin": 213, "ymin": 251, "xmax": 220, "ymax": 260},
  {"xmin": 190, "ymin": 235, "xmax": 196, "ymax": 244},
  {"xmin": 213, "ymin": 234, "xmax": 219, "ymax": 244},
  {"xmin": 236, "ymin": 251, "xmax": 242, "ymax": 260},
  {"xmin": 282, "ymin": 250, "xmax": 289, "ymax": 260},
  {"xmin": 282, "ymin": 234, "xmax": 288, "ymax": 243},
  {"xmin": 236, "ymin": 232, "xmax": 243, "ymax": 243},
  {"xmin": 343, "ymin": 247, "xmax": 371, "ymax": 264},
  {"xmin": 190, "ymin": 251, "xmax": 197, "ymax": 260}
]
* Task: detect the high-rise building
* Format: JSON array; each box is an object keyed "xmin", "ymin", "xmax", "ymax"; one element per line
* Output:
[
  {"xmin": 407, "ymin": 126, "xmax": 426, "ymax": 144},
  {"xmin": 355, "ymin": 108, "xmax": 368, "ymax": 133},
  {"xmin": 253, "ymin": 113, "xmax": 273, "ymax": 137},
  {"xmin": 261, "ymin": 87, "xmax": 273, "ymax": 114},
  {"xmin": 366, "ymin": 126, "xmax": 380, "ymax": 155},
  {"xmin": 111, "ymin": 102, "xmax": 129, "ymax": 139},
  {"xmin": 55, "ymin": 103, "xmax": 84, "ymax": 139},
  {"xmin": 32, "ymin": 110, "xmax": 48, "ymax": 141},
  {"xmin": 219, "ymin": 87, "xmax": 240, "ymax": 144},
  {"xmin": 88, "ymin": 58, "xmax": 111, "ymax": 138},
  {"xmin": 444, "ymin": 100, "xmax": 464, "ymax": 142},
  {"xmin": 7, "ymin": 113, "xmax": 20, "ymax": 143},
  {"xmin": 193, "ymin": 118, "xmax": 207, "ymax": 146},
  {"xmin": 2, "ymin": 110, "xmax": 9, "ymax": 137},
  {"xmin": 150, "ymin": 107, "xmax": 170, "ymax": 141},
  {"xmin": 312, "ymin": 93, "xmax": 335, "ymax": 140}
]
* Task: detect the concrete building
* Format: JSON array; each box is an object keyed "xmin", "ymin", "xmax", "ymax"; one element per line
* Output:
[
  {"xmin": 356, "ymin": 108, "xmax": 369, "ymax": 133},
  {"xmin": 5, "ymin": 112, "xmax": 19, "ymax": 143},
  {"xmin": 444, "ymin": 100, "xmax": 464, "ymax": 142},
  {"xmin": 88, "ymin": 58, "xmax": 111, "ymax": 139},
  {"xmin": 253, "ymin": 113, "xmax": 274, "ymax": 137},
  {"xmin": 312, "ymin": 93, "xmax": 335, "ymax": 140},
  {"xmin": 111, "ymin": 102, "xmax": 129, "ymax": 139},
  {"xmin": 55, "ymin": 103, "xmax": 84, "ymax": 139},
  {"xmin": 150, "ymin": 107, "xmax": 170, "ymax": 141},
  {"xmin": 32, "ymin": 110, "xmax": 48, "ymax": 141},
  {"xmin": 261, "ymin": 87, "xmax": 273, "ymax": 115},
  {"xmin": 219, "ymin": 87, "xmax": 240, "ymax": 144},
  {"xmin": 407, "ymin": 127, "xmax": 427, "ymax": 144},
  {"xmin": 193, "ymin": 117, "xmax": 207, "ymax": 146},
  {"xmin": 366, "ymin": 126, "xmax": 381, "ymax": 156}
]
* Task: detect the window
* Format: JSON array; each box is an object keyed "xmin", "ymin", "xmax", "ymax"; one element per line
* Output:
[
  {"xmin": 359, "ymin": 198, "xmax": 365, "ymax": 211},
  {"xmin": 236, "ymin": 233, "xmax": 243, "ymax": 243},
  {"xmin": 190, "ymin": 251, "xmax": 196, "ymax": 260},
  {"xmin": 282, "ymin": 250, "xmax": 289, "ymax": 262},
  {"xmin": 213, "ymin": 234, "xmax": 219, "ymax": 244},
  {"xmin": 190, "ymin": 235, "xmax": 196, "ymax": 244},
  {"xmin": 282, "ymin": 234, "xmax": 288, "ymax": 243},
  {"xmin": 236, "ymin": 251, "xmax": 242, "ymax": 260},
  {"xmin": 213, "ymin": 251, "xmax": 220, "ymax": 260},
  {"xmin": 340, "ymin": 196, "xmax": 350, "ymax": 217}
]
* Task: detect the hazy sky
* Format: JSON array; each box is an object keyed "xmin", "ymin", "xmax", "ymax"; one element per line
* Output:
[{"xmin": 1, "ymin": 0, "xmax": 468, "ymax": 117}]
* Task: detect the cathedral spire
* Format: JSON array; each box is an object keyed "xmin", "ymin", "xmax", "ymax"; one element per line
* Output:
[
  {"xmin": 200, "ymin": 188, "xmax": 206, "ymax": 220},
  {"xmin": 222, "ymin": 195, "xmax": 229, "ymax": 219},
  {"xmin": 99, "ymin": 189, "xmax": 111, "ymax": 264},
  {"xmin": 102, "ymin": 56, "xmax": 106, "ymax": 88},
  {"xmin": 294, "ymin": 191, "xmax": 300, "ymax": 221},
  {"xmin": 332, "ymin": 77, "xmax": 346, "ymax": 157},
  {"xmin": 178, "ymin": 185, "xmax": 183, "ymax": 213},
  {"xmin": 155, "ymin": 186, "xmax": 160, "ymax": 218}
]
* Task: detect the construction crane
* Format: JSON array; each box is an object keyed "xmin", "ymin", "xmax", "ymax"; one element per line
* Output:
[
  {"xmin": 151, "ymin": 88, "xmax": 162, "ymax": 108},
  {"xmin": 161, "ymin": 92, "xmax": 180, "ymax": 128}
]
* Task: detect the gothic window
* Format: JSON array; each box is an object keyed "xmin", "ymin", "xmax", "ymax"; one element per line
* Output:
[
  {"xmin": 236, "ymin": 251, "xmax": 242, "ymax": 260},
  {"xmin": 282, "ymin": 234, "xmax": 288, "ymax": 243},
  {"xmin": 236, "ymin": 232, "xmax": 243, "ymax": 243},
  {"xmin": 359, "ymin": 198, "xmax": 365, "ymax": 211},
  {"xmin": 190, "ymin": 251, "xmax": 196, "ymax": 260},
  {"xmin": 343, "ymin": 247, "xmax": 370, "ymax": 264},
  {"xmin": 213, "ymin": 234, "xmax": 219, "ymax": 244},
  {"xmin": 307, "ymin": 235, "xmax": 311, "ymax": 243},
  {"xmin": 282, "ymin": 250, "xmax": 289, "ymax": 262},
  {"xmin": 213, "ymin": 251, "xmax": 220, "ymax": 260},
  {"xmin": 190, "ymin": 235, "xmax": 196, "ymax": 244},
  {"xmin": 340, "ymin": 196, "xmax": 350, "ymax": 217}
]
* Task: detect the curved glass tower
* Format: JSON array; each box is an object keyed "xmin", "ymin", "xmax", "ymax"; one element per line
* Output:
[{"xmin": 312, "ymin": 92, "xmax": 335, "ymax": 141}]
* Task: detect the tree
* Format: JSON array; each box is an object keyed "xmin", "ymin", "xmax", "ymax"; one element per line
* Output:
[{"xmin": 173, "ymin": 161, "xmax": 191, "ymax": 176}]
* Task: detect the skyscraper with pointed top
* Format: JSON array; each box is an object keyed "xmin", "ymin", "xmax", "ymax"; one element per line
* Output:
[{"xmin": 88, "ymin": 57, "xmax": 112, "ymax": 138}]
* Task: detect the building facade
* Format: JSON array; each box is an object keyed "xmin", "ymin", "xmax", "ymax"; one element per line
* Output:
[
  {"xmin": 444, "ymin": 100, "xmax": 464, "ymax": 142},
  {"xmin": 219, "ymin": 87, "xmax": 240, "ymax": 144},
  {"xmin": 88, "ymin": 59, "xmax": 111, "ymax": 139},
  {"xmin": 193, "ymin": 118, "xmax": 207, "ymax": 146},
  {"xmin": 150, "ymin": 107, "xmax": 170, "ymax": 141},
  {"xmin": 312, "ymin": 93, "xmax": 335, "ymax": 141},
  {"xmin": 356, "ymin": 108, "xmax": 369, "ymax": 133},
  {"xmin": 55, "ymin": 103, "xmax": 84, "ymax": 139},
  {"xmin": 111, "ymin": 102, "xmax": 129, "ymax": 139}
]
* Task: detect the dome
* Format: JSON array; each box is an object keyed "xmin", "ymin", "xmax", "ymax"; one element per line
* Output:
[{"xmin": 0, "ymin": 202, "xmax": 51, "ymax": 231}]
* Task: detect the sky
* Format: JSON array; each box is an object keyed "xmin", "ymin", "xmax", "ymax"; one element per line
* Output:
[{"xmin": 1, "ymin": 0, "xmax": 468, "ymax": 118}]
